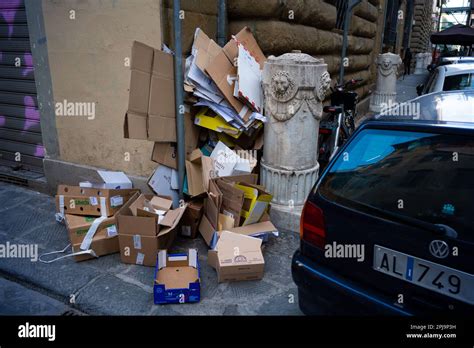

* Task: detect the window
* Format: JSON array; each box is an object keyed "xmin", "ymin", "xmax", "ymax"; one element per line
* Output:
[
  {"xmin": 443, "ymin": 73, "xmax": 474, "ymax": 91},
  {"xmin": 318, "ymin": 129, "xmax": 474, "ymax": 238},
  {"xmin": 423, "ymin": 70, "xmax": 437, "ymax": 94}
]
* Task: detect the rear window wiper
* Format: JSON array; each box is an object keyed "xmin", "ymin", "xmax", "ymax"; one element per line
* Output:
[{"xmin": 357, "ymin": 202, "xmax": 457, "ymax": 238}]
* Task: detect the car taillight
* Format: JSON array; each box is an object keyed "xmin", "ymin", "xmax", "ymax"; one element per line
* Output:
[
  {"xmin": 319, "ymin": 128, "xmax": 332, "ymax": 135},
  {"xmin": 300, "ymin": 201, "xmax": 326, "ymax": 249}
]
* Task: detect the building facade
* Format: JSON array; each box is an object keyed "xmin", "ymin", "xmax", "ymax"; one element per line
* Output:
[{"xmin": 0, "ymin": 0, "xmax": 435, "ymax": 190}]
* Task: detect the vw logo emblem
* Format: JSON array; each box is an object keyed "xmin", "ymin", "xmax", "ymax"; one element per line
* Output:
[{"xmin": 429, "ymin": 240, "xmax": 449, "ymax": 259}]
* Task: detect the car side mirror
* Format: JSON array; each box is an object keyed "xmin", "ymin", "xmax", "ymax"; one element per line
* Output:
[{"xmin": 416, "ymin": 84, "xmax": 424, "ymax": 96}]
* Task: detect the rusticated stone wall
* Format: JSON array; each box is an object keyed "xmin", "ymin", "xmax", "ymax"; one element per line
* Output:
[
  {"xmin": 162, "ymin": 0, "xmax": 391, "ymax": 101},
  {"xmin": 227, "ymin": 0, "xmax": 385, "ymax": 99},
  {"xmin": 409, "ymin": 0, "xmax": 434, "ymax": 69}
]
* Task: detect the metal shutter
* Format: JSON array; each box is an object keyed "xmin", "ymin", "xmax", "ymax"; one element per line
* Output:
[{"xmin": 0, "ymin": 0, "xmax": 43, "ymax": 173}]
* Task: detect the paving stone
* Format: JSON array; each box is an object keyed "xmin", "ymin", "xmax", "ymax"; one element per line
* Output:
[{"xmin": 0, "ymin": 277, "xmax": 70, "ymax": 315}]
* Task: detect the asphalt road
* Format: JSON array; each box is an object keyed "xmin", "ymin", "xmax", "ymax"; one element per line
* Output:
[{"xmin": 0, "ymin": 181, "xmax": 303, "ymax": 316}]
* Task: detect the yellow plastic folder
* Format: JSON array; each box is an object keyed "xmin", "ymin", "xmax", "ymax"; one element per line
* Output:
[
  {"xmin": 234, "ymin": 183, "xmax": 272, "ymax": 226},
  {"xmin": 194, "ymin": 107, "xmax": 242, "ymax": 139}
]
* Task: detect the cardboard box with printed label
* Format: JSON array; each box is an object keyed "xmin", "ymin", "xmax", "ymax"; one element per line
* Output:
[
  {"xmin": 124, "ymin": 41, "xmax": 177, "ymax": 142},
  {"xmin": 208, "ymin": 231, "xmax": 264, "ymax": 283},
  {"xmin": 179, "ymin": 200, "xmax": 203, "ymax": 238},
  {"xmin": 117, "ymin": 193, "xmax": 186, "ymax": 267},
  {"xmin": 55, "ymin": 185, "xmax": 139, "ymax": 218},
  {"xmin": 65, "ymin": 214, "xmax": 120, "ymax": 262},
  {"xmin": 154, "ymin": 249, "xmax": 200, "ymax": 304}
]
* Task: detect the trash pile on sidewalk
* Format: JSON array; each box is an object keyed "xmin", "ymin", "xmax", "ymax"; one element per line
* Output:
[{"xmin": 46, "ymin": 27, "xmax": 280, "ymax": 305}]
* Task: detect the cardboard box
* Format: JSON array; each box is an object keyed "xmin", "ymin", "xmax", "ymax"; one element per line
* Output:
[
  {"xmin": 184, "ymin": 150, "xmax": 214, "ymax": 197},
  {"xmin": 148, "ymin": 49, "xmax": 175, "ymax": 142},
  {"xmin": 117, "ymin": 193, "xmax": 186, "ymax": 267},
  {"xmin": 206, "ymin": 27, "xmax": 266, "ymax": 122},
  {"xmin": 124, "ymin": 41, "xmax": 177, "ymax": 142},
  {"xmin": 235, "ymin": 42, "xmax": 263, "ymax": 113},
  {"xmin": 124, "ymin": 41, "xmax": 153, "ymax": 140},
  {"xmin": 180, "ymin": 200, "xmax": 203, "ymax": 238},
  {"xmin": 223, "ymin": 27, "xmax": 266, "ymax": 70},
  {"xmin": 198, "ymin": 174, "xmax": 258, "ymax": 247},
  {"xmin": 79, "ymin": 170, "xmax": 133, "ymax": 190},
  {"xmin": 65, "ymin": 214, "xmax": 119, "ymax": 262},
  {"xmin": 194, "ymin": 107, "xmax": 242, "ymax": 139},
  {"xmin": 234, "ymin": 183, "xmax": 272, "ymax": 225},
  {"xmin": 55, "ymin": 185, "xmax": 139, "ymax": 218},
  {"xmin": 147, "ymin": 165, "xmax": 180, "ymax": 208},
  {"xmin": 208, "ymin": 231, "xmax": 264, "ymax": 283},
  {"xmin": 206, "ymin": 49, "xmax": 252, "ymax": 122},
  {"xmin": 210, "ymin": 141, "xmax": 256, "ymax": 177},
  {"xmin": 199, "ymin": 213, "xmax": 277, "ymax": 249},
  {"xmin": 154, "ymin": 249, "xmax": 200, "ymax": 304},
  {"xmin": 151, "ymin": 109, "xmax": 200, "ymax": 169}
]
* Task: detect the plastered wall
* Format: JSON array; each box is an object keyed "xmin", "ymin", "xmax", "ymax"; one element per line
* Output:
[{"xmin": 42, "ymin": 0, "xmax": 162, "ymax": 176}]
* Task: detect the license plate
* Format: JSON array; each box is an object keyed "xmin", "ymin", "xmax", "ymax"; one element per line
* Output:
[{"xmin": 373, "ymin": 245, "xmax": 474, "ymax": 305}]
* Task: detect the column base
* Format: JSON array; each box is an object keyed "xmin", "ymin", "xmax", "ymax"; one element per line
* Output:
[{"xmin": 269, "ymin": 203, "xmax": 303, "ymax": 233}]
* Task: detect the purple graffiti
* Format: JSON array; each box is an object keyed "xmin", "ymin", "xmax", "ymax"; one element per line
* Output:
[
  {"xmin": 21, "ymin": 53, "xmax": 34, "ymax": 77},
  {"xmin": 23, "ymin": 52, "xmax": 33, "ymax": 66},
  {"xmin": 34, "ymin": 145, "xmax": 45, "ymax": 158},
  {"xmin": 23, "ymin": 95, "xmax": 40, "ymax": 132},
  {"xmin": 0, "ymin": 115, "xmax": 5, "ymax": 127},
  {"xmin": 0, "ymin": 0, "xmax": 21, "ymax": 38}
]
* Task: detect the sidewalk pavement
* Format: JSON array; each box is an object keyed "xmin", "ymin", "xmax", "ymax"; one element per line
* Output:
[
  {"xmin": 0, "ymin": 182, "xmax": 302, "ymax": 315},
  {"xmin": 357, "ymin": 72, "xmax": 429, "ymax": 126},
  {"xmin": 396, "ymin": 72, "xmax": 429, "ymax": 103}
]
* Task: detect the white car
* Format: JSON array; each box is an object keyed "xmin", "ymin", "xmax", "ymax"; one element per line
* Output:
[
  {"xmin": 419, "ymin": 63, "xmax": 474, "ymax": 95},
  {"xmin": 438, "ymin": 56, "xmax": 474, "ymax": 66}
]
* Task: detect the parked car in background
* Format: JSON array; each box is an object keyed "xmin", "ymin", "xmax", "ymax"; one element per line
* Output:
[
  {"xmin": 438, "ymin": 56, "xmax": 474, "ymax": 66},
  {"xmin": 292, "ymin": 90, "xmax": 474, "ymax": 315},
  {"xmin": 418, "ymin": 63, "xmax": 474, "ymax": 96}
]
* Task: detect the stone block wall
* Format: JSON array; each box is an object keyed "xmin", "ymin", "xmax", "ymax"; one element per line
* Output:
[
  {"xmin": 227, "ymin": 0, "xmax": 385, "ymax": 99},
  {"xmin": 162, "ymin": 0, "xmax": 389, "ymax": 100},
  {"xmin": 409, "ymin": 0, "xmax": 434, "ymax": 68}
]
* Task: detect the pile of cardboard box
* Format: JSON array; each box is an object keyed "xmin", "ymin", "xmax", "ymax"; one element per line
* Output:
[
  {"xmin": 55, "ymin": 171, "xmax": 139, "ymax": 262},
  {"xmin": 50, "ymin": 26, "xmax": 279, "ymax": 305}
]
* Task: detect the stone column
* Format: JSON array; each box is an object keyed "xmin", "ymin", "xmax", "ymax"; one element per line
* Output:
[
  {"xmin": 261, "ymin": 51, "xmax": 331, "ymax": 232},
  {"xmin": 369, "ymin": 53, "xmax": 402, "ymax": 113},
  {"xmin": 414, "ymin": 52, "xmax": 426, "ymax": 74}
]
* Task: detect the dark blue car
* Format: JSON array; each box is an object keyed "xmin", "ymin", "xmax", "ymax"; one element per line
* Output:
[{"xmin": 292, "ymin": 90, "xmax": 474, "ymax": 315}]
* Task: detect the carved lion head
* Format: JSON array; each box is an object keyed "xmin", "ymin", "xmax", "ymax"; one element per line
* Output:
[{"xmin": 270, "ymin": 70, "xmax": 297, "ymax": 102}]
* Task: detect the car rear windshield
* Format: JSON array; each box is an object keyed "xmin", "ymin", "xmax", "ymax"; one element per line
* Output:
[
  {"xmin": 318, "ymin": 128, "xmax": 474, "ymax": 237},
  {"xmin": 443, "ymin": 73, "xmax": 474, "ymax": 91}
]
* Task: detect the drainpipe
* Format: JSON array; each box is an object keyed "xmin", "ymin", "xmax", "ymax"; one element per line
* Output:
[
  {"xmin": 217, "ymin": 0, "xmax": 227, "ymax": 47},
  {"xmin": 339, "ymin": 0, "xmax": 362, "ymax": 84},
  {"xmin": 380, "ymin": 0, "xmax": 389, "ymax": 52},
  {"xmin": 173, "ymin": 0, "xmax": 185, "ymax": 199}
]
